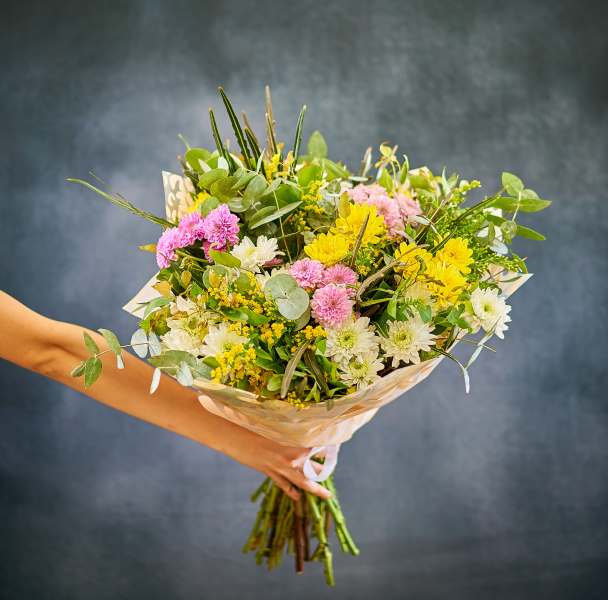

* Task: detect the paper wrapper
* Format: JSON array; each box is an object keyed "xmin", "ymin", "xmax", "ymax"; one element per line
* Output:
[{"xmin": 124, "ymin": 173, "xmax": 532, "ymax": 448}]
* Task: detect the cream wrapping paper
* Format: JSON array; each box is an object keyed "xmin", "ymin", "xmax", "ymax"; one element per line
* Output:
[{"xmin": 124, "ymin": 172, "xmax": 531, "ymax": 452}]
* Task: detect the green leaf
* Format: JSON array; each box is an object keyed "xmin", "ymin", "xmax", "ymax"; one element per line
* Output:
[
  {"xmin": 516, "ymin": 224, "xmax": 546, "ymax": 240},
  {"xmin": 218, "ymin": 87, "xmax": 253, "ymax": 169},
  {"xmin": 98, "ymin": 328, "xmax": 121, "ymax": 356},
  {"xmin": 84, "ymin": 357, "xmax": 102, "ymax": 388},
  {"xmin": 221, "ymin": 307, "xmax": 249, "ymax": 322},
  {"xmin": 249, "ymin": 201, "xmax": 302, "ymax": 229},
  {"xmin": 417, "ymin": 304, "xmax": 432, "ymax": 323},
  {"xmin": 489, "ymin": 197, "xmax": 552, "ymax": 213},
  {"xmin": 266, "ymin": 374, "xmax": 283, "ymax": 392},
  {"xmin": 281, "ymin": 341, "xmax": 309, "ymax": 398},
  {"xmin": 322, "ymin": 158, "xmax": 349, "ymax": 180},
  {"xmin": 210, "ymin": 176, "xmax": 239, "ymax": 201},
  {"xmin": 185, "ymin": 148, "xmax": 212, "ymax": 173},
  {"xmin": 143, "ymin": 296, "xmax": 172, "ymax": 317},
  {"xmin": 227, "ymin": 196, "xmax": 252, "ymax": 213},
  {"xmin": 70, "ymin": 361, "xmax": 86, "ymax": 378},
  {"xmin": 83, "ymin": 332, "xmax": 99, "ymax": 355},
  {"xmin": 307, "ymin": 130, "xmax": 328, "ymax": 159},
  {"xmin": 244, "ymin": 174, "xmax": 268, "ymax": 199},
  {"xmin": 199, "ymin": 168, "xmax": 228, "ymax": 189},
  {"xmin": 298, "ymin": 164, "xmax": 322, "ymax": 187},
  {"xmin": 291, "ymin": 105, "xmax": 307, "ymax": 171},
  {"xmin": 148, "ymin": 350, "xmax": 197, "ymax": 369},
  {"xmin": 209, "ymin": 249, "xmax": 241, "ymax": 267},
  {"xmin": 501, "ymin": 172, "xmax": 524, "ymax": 196}
]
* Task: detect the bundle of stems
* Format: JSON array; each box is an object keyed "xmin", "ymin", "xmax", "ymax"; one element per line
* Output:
[{"xmin": 242, "ymin": 475, "xmax": 359, "ymax": 586}]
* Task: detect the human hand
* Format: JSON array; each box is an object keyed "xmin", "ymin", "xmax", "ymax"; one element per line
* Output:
[{"xmin": 215, "ymin": 423, "xmax": 331, "ymax": 501}]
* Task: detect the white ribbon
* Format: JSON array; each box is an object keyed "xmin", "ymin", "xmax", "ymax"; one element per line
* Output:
[{"xmin": 302, "ymin": 444, "xmax": 340, "ymax": 482}]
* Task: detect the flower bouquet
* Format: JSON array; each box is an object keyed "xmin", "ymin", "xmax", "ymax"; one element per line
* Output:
[{"xmin": 69, "ymin": 87, "xmax": 550, "ymax": 585}]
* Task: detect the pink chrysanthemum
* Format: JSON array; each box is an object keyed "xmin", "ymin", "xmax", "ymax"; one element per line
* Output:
[
  {"xmin": 156, "ymin": 227, "xmax": 189, "ymax": 269},
  {"xmin": 321, "ymin": 263, "xmax": 358, "ymax": 287},
  {"xmin": 396, "ymin": 192, "xmax": 422, "ymax": 220},
  {"xmin": 201, "ymin": 204, "xmax": 240, "ymax": 247},
  {"xmin": 177, "ymin": 212, "xmax": 206, "ymax": 244},
  {"xmin": 311, "ymin": 284, "xmax": 354, "ymax": 328},
  {"xmin": 346, "ymin": 183, "xmax": 385, "ymax": 203},
  {"xmin": 289, "ymin": 258, "xmax": 325, "ymax": 289}
]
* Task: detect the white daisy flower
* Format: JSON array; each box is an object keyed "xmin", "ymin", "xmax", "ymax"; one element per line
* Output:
[
  {"xmin": 232, "ymin": 235, "xmax": 281, "ymax": 272},
  {"xmin": 338, "ymin": 351, "xmax": 383, "ymax": 390},
  {"xmin": 469, "ymin": 287, "xmax": 512, "ymax": 339},
  {"xmin": 381, "ymin": 316, "xmax": 436, "ymax": 367},
  {"xmin": 325, "ymin": 317, "xmax": 379, "ymax": 363},
  {"xmin": 200, "ymin": 322, "xmax": 248, "ymax": 357}
]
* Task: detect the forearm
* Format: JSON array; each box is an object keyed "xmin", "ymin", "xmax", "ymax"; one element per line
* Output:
[{"xmin": 2, "ymin": 306, "xmax": 235, "ymax": 453}]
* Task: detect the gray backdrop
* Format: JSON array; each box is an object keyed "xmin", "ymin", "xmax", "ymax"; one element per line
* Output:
[{"xmin": 1, "ymin": 1, "xmax": 607, "ymax": 598}]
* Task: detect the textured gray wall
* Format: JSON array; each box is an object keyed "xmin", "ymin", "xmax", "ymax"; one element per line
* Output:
[{"xmin": 1, "ymin": 1, "xmax": 607, "ymax": 598}]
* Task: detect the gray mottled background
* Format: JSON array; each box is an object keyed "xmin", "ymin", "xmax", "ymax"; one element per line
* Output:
[{"xmin": 1, "ymin": 0, "xmax": 607, "ymax": 598}]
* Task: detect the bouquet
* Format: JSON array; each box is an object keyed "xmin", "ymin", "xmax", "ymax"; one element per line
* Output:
[{"xmin": 69, "ymin": 86, "xmax": 550, "ymax": 585}]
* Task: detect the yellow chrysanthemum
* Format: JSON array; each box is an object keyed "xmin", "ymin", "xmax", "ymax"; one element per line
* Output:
[
  {"xmin": 304, "ymin": 233, "xmax": 351, "ymax": 265},
  {"xmin": 435, "ymin": 238, "xmax": 473, "ymax": 274},
  {"xmin": 187, "ymin": 191, "xmax": 211, "ymax": 213},
  {"xmin": 425, "ymin": 258, "xmax": 467, "ymax": 309},
  {"xmin": 331, "ymin": 203, "xmax": 386, "ymax": 246},
  {"xmin": 394, "ymin": 242, "xmax": 433, "ymax": 280}
]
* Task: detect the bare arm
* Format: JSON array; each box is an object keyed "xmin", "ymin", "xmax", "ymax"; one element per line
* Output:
[{"xmin": 0, "ymin": 291, "xmax": 329, "ymax": 500}]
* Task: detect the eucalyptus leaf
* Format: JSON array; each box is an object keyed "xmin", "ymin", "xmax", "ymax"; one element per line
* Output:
[
  {"xmin": 84, "ymin": 357, "xmax": 102, "ymax": 388},
  {"xmin": 148, "ymin": 332, "xmax": 161, "ymax": 356},
  {"xmin": 199, "ymin": 196, "xmax": 220, "ymax": 215},
  {"xmin": 501, "ymin": 172, "xmax": 524, "ymax": 196},
  {"xmin": 489, "ymin": 197, "xmax": 552, "ymax": 213},
  {"xmin": 83, "ymin": 331, "xmax": 99, "ymax": 355},
  {"xmin": 199, "ymin": 168, "xmax": 228, "ymax": 189},
  {"xmin": 516, "ymin": 224, "xmax": 546, "ymax": 240},
  {"xmin": 185, "ymin": 148, "xmax": 212, "ymax": 173},
  {"xmin": 98, "ymin": 328, "xmax": 121, "ymax": 356},
  {"xmin": 176, "ymin": 362, "xmax": 194, "ymax": 387},
  {"xmin": 149, "ymin": 367, "xmax": 162, "ymax": 394},
  {"xmin": 131, "ymin": 329, "xmax": 149, "ymax": 358},
  {"xmin": 244, "ymin": 174, "xmax": 268, "ymax": 199},
  {"xmin": 70, "ymin": 361, "xmax": 86, "ymax": 378}
]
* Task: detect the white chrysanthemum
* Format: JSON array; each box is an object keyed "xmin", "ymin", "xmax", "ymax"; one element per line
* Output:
[
  {"xmin": 200, "ymin": 322, "xmax": 248, "ymax": 357},
  {"xmin": 469, "ymin": 287, "xmax": 512, "ymax": 339},
  {"xmin": 381, "ymin": 316, "xmax": 436, "ymax": 367},
  {"xmin": 338, "ymin": 352, "xmax": 383, "ymax": 390},
  {"xmin": 325, "ymin": 317, "xmax": 379, "ymax": 363},
  {"xmin": 232, "ymin": 235, "xmax": 281, "ymax": 272},
  {"xmin": 161, "ymin": 327, "xmax": 204, "ymax": 356}
]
